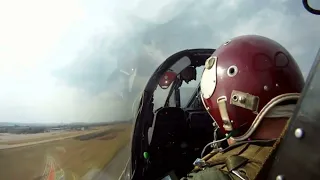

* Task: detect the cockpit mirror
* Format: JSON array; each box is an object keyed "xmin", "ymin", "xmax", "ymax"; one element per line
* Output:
[{"xmin": 158, "ymin": 71, "xmax": 177, "ymax": 89}]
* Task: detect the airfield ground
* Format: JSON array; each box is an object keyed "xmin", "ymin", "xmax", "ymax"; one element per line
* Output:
[
  {"xmin": 0, "ymin": 123, "xmax": 132, "ymax": 180},
  {"xmin": 0, "ymin": 126, "xmax": 111, "ymax": 146}
]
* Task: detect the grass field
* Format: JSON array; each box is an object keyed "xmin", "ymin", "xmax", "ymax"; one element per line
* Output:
[{"xmin": 0, "ymin": 123, "xmax": 132, "ymax": 180}]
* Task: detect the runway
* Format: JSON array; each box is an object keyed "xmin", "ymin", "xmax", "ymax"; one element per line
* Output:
[
  {"xmin": 94, "ymin": 145, "xmax": 130, "ymax": 180},
  {"xmin": 42, "ymin": 155, "xmax": 65, "ymax": 180},
  {"xmin": 0, "ymin": 128, "xmax": 110, "ymax": 150}
]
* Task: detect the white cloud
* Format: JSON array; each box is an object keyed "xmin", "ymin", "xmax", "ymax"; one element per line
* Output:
[
  {"xmin": 0, "ymin": 0, "xmax": 84, "ymax": 71},
  {"xmin": 0, "ymin": 0, "xmax": 319, "ymax": 123}
]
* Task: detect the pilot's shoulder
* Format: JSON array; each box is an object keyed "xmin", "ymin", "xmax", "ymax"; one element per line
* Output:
[
  {"xmin": 206, "ymin": 139, "xmax": 277, "ymax": 165},
  {"xmin": 187, "ymin": 139, "xmax": 279, "ymax": 180}
]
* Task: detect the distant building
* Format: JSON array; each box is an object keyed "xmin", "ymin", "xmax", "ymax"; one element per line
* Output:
[
  {"xmin": 0, "ymin": 127, "xmax": 7, "ymax": 133},
  {"xmin": 51, "ymin": 127, "xmax": 62, "ymax": 130},
  {"xmin": 7, "ymin": 126, "xmax": 46, "ymax": 134},
  {"xmin": 49, "ymin": 127, "xmax": 64, "ymax": 132},
  {"xmin": 78, "ymin": 126, "xmax": 89, "ymax": 131}
]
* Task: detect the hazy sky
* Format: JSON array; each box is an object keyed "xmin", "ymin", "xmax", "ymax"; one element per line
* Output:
[{"xmin": 0, "ymin": 0, "xmax": 319, "ymax": 123}]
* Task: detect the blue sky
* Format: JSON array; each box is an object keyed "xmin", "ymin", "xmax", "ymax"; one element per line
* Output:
[{"xmin": 0, "ymin": 0, "xmax": 319, "ymax": 123}]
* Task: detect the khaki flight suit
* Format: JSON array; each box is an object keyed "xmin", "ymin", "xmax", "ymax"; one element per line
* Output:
[{"xmin": 181, "ymin": 139, "xmax": 281, "ymax": 180}]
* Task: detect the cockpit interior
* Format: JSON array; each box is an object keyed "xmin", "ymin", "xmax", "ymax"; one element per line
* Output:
[{"xmin": 130, "ymin": 49, "xmax": 228, "ymax": 180}]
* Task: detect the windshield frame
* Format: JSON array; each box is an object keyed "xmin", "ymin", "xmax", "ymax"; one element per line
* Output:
[
  {"xmin": 184, "ymin": 82, "xmax": 201, "ymax": 108},
  {"xmin": 130, "ymin": 49, "xmax": 215, "ymax": 180}
]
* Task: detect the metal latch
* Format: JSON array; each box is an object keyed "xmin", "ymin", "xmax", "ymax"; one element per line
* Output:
[{"xmin": 230, "ymin": 90, "xmax": 259, "ymax": 112}]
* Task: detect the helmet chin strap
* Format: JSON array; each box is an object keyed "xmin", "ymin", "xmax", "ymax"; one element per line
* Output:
[{"xmin": 232, "ymin": 93, "xmax": 300, "ymax": 142}]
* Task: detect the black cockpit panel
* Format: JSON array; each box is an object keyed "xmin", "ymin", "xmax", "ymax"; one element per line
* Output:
[
  {"xmin": 149, "ymin": 107, "xmax": 187, "ymax": 148},
  {"xmin": 147, "ymin": 107, "xmax": 190, "ymax": 179}
]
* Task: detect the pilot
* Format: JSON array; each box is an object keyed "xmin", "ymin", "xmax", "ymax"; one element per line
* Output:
[
  {"xmin": 181, "ymin": 35, "xmax": 305, "ymax": 180},
  {"xmin": 180, "ymin": 66, "xmax": 197, "ymax": 83}
]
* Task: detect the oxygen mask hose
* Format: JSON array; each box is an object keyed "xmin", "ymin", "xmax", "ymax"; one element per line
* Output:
[{"xmin": 200, "ymin": 132, "xmax": 233, "ymax": 158}]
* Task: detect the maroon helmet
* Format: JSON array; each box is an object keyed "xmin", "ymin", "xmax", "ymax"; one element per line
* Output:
[
  {"xmin": 159, "ymin": 71, "xmax": 176, "ymax": 89},
  {"xmin": 200, "ymin": 35, "xmax": 304, "ymax": 141}
]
